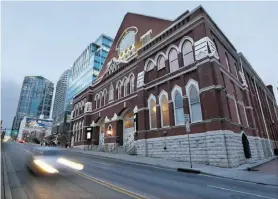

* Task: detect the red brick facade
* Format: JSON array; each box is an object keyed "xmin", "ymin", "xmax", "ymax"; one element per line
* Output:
[{"xmin": 69, "ymin": 6, "xmax": 278, "ymax": 160}]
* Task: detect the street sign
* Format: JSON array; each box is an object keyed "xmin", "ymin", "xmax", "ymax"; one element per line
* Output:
[
  {"xmin": 184, "ymin": 114, "xmax": 190, "ymax": 133},
  {"xmin": 86, "ymin": 127, "xmax": 92, "ymax": 140}
]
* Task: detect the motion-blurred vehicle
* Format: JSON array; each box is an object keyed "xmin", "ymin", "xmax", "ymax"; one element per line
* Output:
[
  {"xmin": 26, "ymin": 147, "xmax": 84, "ymax": 176},
  {"xmin": 18, "ymin": 140, "xmax": 25, "ymax": 143}
]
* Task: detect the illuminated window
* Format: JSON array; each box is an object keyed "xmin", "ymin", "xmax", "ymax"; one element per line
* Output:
[
  {"xmin": 160, "ymin": 93, "xmax": 170, "ymax": 127},
  {"xmin": 148, "ymin": 95, "xmax": 157, "ymax": 129}
]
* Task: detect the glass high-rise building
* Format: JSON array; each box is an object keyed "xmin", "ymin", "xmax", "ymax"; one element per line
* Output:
[
  {"xmin": 52, "ymin": 69, "xmax": 70, "ymax": 125},
  {"xmin": 66, "ymin": 34, "xmax": 113, "ymax": 111},
  {"xmin": 12, "ymin": 76, "xmax": 54, "ymax": 131}
]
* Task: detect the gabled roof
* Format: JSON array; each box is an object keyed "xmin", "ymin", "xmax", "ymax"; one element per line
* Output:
[{"xmin": 97, "ymin": 12, "xmax": 173, "ymax": 80}]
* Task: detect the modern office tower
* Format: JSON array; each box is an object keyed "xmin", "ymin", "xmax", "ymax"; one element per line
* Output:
[
  {"xmin": 65, "ymin": 34, "xmax": 113, "ymax": 111},
  {"xmin": 52, "ymin": 69, "xmax": 70, "ymax": 125},
  {"xmin": 12, "ymin": 76, "xmax": 54, "ymax": 131}
]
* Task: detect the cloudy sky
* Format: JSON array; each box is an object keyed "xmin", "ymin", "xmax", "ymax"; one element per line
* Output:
[{"xmin": 1, "ymin": 1, "xmax": 278, "ymax": 129}]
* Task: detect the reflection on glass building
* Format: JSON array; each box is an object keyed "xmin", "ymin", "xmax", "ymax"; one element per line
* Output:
[
  {"xmin": 12, "ymin": 76, "xmax": 54, "ymax": 131},
  {"xmin": 66, "ymin": 34, "xmax": 113, "ymax": 111}
]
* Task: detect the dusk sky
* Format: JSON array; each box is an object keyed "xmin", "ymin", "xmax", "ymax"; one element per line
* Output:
[{"xmin": 2, "ymin": 1, "xmax": 278, "ymax": 129}]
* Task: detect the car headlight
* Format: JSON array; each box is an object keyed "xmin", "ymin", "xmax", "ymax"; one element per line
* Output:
[
  {"xmin": 33, "ymin": 159, "xmax": 58, "ymax": 174},
  {"xmin": 57, "ymin": 158, "xmax": 84, "ymax": 170}
]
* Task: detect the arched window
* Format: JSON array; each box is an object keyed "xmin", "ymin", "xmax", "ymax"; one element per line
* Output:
[
  {"xmin": 123, "ymin": 78, "xmax": 128, "ymax": 97},
  {"xmin": 157, "ymin": 55, "xmax": 166, "ymax": 70},
  {"xmin": 188, "ymin": 84, "xmax": 202, "ymax": 122},
  {"xmin": 182, "ymin": 41, "xmax": 194, "ymax": 66},
  {"xmin": 160, "ymin": 93, "xmax": 170, "ymax": 127},
  {"xmin": 95, "ymin": 94, "xmax": 99, "ymax": 109},
  {"xmin": 130, "ymin": 74, "xmax": 135, "ymax": 93},
  {"xmin": 109, "ymin": 84, "xmax": 114, "ymax": 101},
  {"xmin": 148, "ymin": 95, "xmax": 157, "ymax": 129},
  {"xmin": 103, "ymin": 89, "xmax": 107, "ymax": 106},
  {"xmin": 169, "ymin": 48, "xmax": 179, "ymax": 72},
  {"xmin": 146, "ymin": 61, "xmax": 155, "ymax": 72},
  {"xmin": 172, "ymin": 88, "xmax": 184, "ymax": 125},
  {"xmin": 81, "ymin": 121, "xmax": 84, "ymax": 141},
  {"xmin": 73, "ymin": 124, "xmax": 76, "ymax": 141},
  {"xmin": 79, "ymin": 122, "xmax": 82, "ymax": 141},
  {"xmin": 116, "ymin": 81, "xmax": 122, "ymax": 99},
  {"xmin": 99, "ymin": 92, "xmax": 103, "ymax": 108}
]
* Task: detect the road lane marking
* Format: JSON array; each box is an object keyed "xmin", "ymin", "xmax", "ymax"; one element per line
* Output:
[
  {"xmin": 73, "ymin": 170, "xmax": 148, "ymax": 199},
  {"xmin": 207, "ymin": 185, "xmax": 276, "ymax": 199},
  {"xmin": 91, "ymin": 160, "xmax": 111, "ymax": 166}
]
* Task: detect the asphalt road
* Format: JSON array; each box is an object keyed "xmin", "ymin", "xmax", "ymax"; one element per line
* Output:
[{"xmin": 3, "ymin": 142, "xmax": 278, "ymax": 199}]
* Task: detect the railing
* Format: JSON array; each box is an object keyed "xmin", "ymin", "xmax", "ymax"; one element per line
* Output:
[{"xmin": 125, "ymin": 139, "xmax": 136, "ymax": 155}]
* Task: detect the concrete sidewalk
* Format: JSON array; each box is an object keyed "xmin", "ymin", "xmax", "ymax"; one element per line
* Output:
[{"xmin": 65, "ymin": 147, "xmax": 278, "ymax": 187}]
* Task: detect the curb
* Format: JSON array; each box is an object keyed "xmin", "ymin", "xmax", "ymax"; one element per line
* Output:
[
  {"xmin": 200, "ymin": 171, "xmax": 278, "ymax": 187},
  {"xmin": 246, "ymin": 156, "xmax": 278, "ymax": 171},
  {"xmin": 2, "ymin": 153, "xmax": 13, "ymax": 199},
  {"xmin": 177, "ymin": 168, "xmax": 201, "ymax": 174}
]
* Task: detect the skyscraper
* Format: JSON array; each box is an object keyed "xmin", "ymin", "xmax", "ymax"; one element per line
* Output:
[
  {"xmin": 65, "ymin": 34, "xmax": 113, "ymax": 111},
  {"xmin": 12, "ymin": 76, "xmax": 54, "ymax": 131},
  {"xmin": 52, "ymin": 69, "xmax": 70, "ymax": 124}
]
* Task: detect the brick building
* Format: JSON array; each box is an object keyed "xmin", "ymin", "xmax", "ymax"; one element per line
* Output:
[{"xmin": 70, "ymin": 6, "xmax": 278, "ymax": 168}]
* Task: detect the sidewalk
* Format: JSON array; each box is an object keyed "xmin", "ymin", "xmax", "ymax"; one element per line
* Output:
[{"xmin": 65, "ymin": 148, "xmax": 278, "ymax": 187}]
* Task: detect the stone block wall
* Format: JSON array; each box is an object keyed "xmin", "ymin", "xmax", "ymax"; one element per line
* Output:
[
  {"xmin": 135, "ymin": 130, "xmax": 275, "ymax": 168},
  {"xmin": 104, "ymin": 143, "xmax": 117, "ymax": 152}
]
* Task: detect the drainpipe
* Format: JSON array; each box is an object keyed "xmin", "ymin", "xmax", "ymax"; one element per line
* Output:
[{"xmin": 253, "ymin": 78, "xmax": 273, "ymax": 156}]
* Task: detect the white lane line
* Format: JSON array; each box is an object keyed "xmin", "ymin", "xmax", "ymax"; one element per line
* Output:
[
  {"xmin": 207, "ymin": 185, "xmax": 276, "ymax": 199},
  {"xmin": 91, "ymin": 160, "xmax": 111, "ymax": 166}
]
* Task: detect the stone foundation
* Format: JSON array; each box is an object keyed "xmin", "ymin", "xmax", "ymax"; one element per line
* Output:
[
  {"xmin": 135, "ymin": 130, "xmax": 274, "ymax": 168},
  {"xmin": 104, "ymin": 143, "xmax": 117, "ymax": 152}
]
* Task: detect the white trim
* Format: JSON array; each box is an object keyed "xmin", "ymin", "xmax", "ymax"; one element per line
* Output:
[
  {"xmin": 273, "ymin": 101, "xmax": 278, "ymax": 121},
  {"xmin": 234, "ymin": 98, "xmax": 241, "ymax": 125},
  {"xmin": 144, "ymin": 58, "xmax": 156, "ymax": 72},
  {"xmin": 140, "ymin": 29, "xmax": 152, "ymax": 41},
  {"xmin": 178, "ymin": 36, "xmax": 194, "ymax": 52},
  {"xmin": 254, "ymin": 79, "xmax": 273, "ymax": 155},
  {"xmin": 185, "ymin": 79, "xmax": 203, "ymax": 123},
  {"xmin": 265, "ymin": 92, "xmax": 273, "ymax": 122},
  {"xmin": 166, "ymin": 44, "xmax": 180, "ymax": 57},
  {"xmin": 115, "ymin": 26, "xmax": 138, "ymax": 51},
  {"xmin": 158, "ymin": 90, "xmax": 169, "ymax": 128},
  {"xmin": 133, "ymin": 106, "xmax": 138, "ymax": 114},
  {"xmin": 171, "ymin": 85, "xmax": 184, "ymax": 126},
  {"xmin": 154, "ymin": 52, "xmax": 167, "ymax": 64},
  {"xmin": 148, "ymin": 93, "xmax": 157, "ymax": 130},
  {"xmin": 243, "ymin": 105, "xmax": 249, "ymax": 127}
]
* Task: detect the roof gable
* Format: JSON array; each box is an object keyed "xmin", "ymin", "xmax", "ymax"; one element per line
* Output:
[{"xmin": 98, "ymin": 12, "xmax": 173, "ymax": 79}]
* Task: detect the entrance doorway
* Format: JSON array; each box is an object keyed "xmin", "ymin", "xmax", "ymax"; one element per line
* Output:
[
  {"xmin": 99, "ymin": 122, "xmax": 105, "ymax": 146},
  {"xmin": 123, "ymin": 110, "xmax": 134, "ymax": 146},
  {"xmin": 242, "ymin": 133, "xmax": 251, "ymax": 159}
]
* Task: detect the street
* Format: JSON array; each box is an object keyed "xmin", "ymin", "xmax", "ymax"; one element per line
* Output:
[{"xmin": 2, "ymin": 142, "xmax": 278, "ymax": 199}]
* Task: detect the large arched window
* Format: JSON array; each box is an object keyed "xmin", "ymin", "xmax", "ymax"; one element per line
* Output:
[
  {"xmin": 169, "ymin": 48, "xmax": 179, "ymax": 72},
  {"xmin": 79, "ymin": 122, "xmax": 82, "ymax": 141},
  {"xmin": 123, "ymin": 78, "xmax": 128, "ymax": 97},
  {"xmin": 225, "ymin": 52, "xmax": 230, "ymax": 72},
  {"xmin": 157, "ymin": 55, "xmax": 166, "ymax": 70},
  {"xmin": 159, "ymin": 92, "xmax": 170, "ymax": 127},
  {"xmin": 148, "ymin": 95, "xmax": 157, "ymax": 129},
  {"xmin": 81, "ymin": 121, "xmax": 84, "ymax": 141},
  {"xmin": 182, "ymin": 41, "xmax": 194, "ymax": 66},
  {"xmin": 186, "ymin": 81, "xmax": 202, "ymax": 123},
  {"xmin": 109, "ymin": 84, "xmax": 114, "ymax": 102},
  {"xmin": 172, "ymin": 87, "xmax": 184, "ymax": 125},
  {"xmin": 116, "ymin": 81, "xmax": 122, "ymax": 99},
  {"xmin": 129, "ymin": 74, "xmax": 135, "ymax": 93}
]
